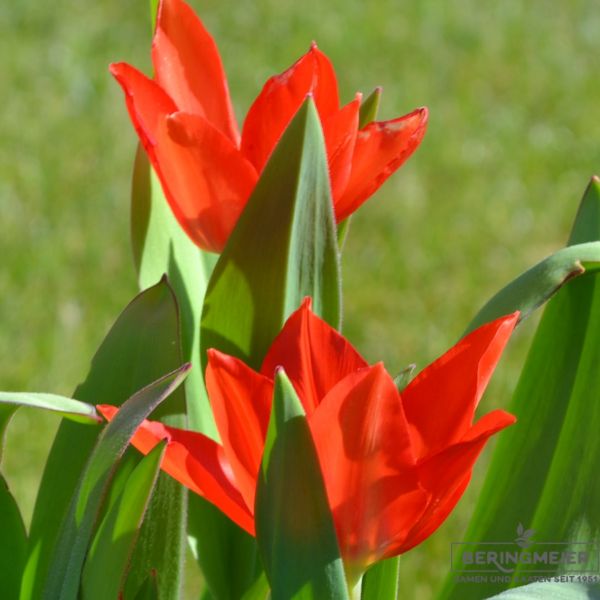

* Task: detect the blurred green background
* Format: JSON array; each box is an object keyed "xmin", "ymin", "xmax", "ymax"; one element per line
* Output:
[{"xmin": 1, "ymin": 0, "xmax": 599, "ymax": 597}]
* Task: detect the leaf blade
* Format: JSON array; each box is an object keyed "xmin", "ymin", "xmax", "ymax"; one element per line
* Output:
[
  {"xmin": 0, "ymin": 474, "xmax": 27, "ymax": 599},
  {"xmin": 200, "ymin": 97, "xmax": 341, "ymax": 371},
  {"xmin": 255, "ymin": 370, "xmax": 349, "ymax": 600},
  {"xmin": 21, "ymin": 280, "xmax": 187, "ymax": 600},
  {"xmin": 440, "ymin": 177, "xmax": 600, "ymax": 599},
  {"xmin": 41, "ymin": 364, "xmax": 190, "ymax": 600},
  {"xmin": 81, "ymin": 440, "xmax": 167, "ymax": 600},
  {"xmin": 0, "ymin": 392, "xmax": 99, "ymax": 424},
  {"xmin": 361, "ymin": 558, "xmax": 399, "ymax": 600},
  {"xmin": 464, "ymin": 241, "xmax": 600, "ymax": 334}
]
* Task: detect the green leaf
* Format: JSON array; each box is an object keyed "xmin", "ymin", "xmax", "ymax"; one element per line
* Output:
[
  {"xmin": 0, "ymin": 391, "xmax": 99, "ymax": 423},
  {"xmin": 392, "ymin": 364, "xmax": 416, "ymax": 392},
  {"xmin": 0, "ymin": 474, "xmax": 27, "ymax": 600},
  {"xmin": 358, "ymin": 87, "xmax": 382, "ymax": 128},
  {"xmin": 123, "ymin": 471, "xmax": 188, "ymax": 600},
  {"xmin": 149, "ymin": 0, "xmax": 159, "ymax": 32},
  {"xmin": 134, "ymin": 572, "xmax": 160, "ymax": 600},
  {"xmin": 338, "ymin": 89, "xmax": 381, "ymax": 251},
  {"xmin": 131, "ymin": 155, "xmax": 213, "ymax": 595},
  {"xmin": 41, "ymin": 364, "xmax": 189, "ymax": 600},
  {"xmin": 194, "ymin": 99, "xmax": 342, "ymax": 598},
  {"xmin": 201, "ymin": 97, "xmax": 341, "ymax": 372},
  {"xmin": 439, "ymin": 177, "xmax": 600, "ymax": 599},
  {"xmin": 486, "ymin": 582, "xmax": 600, "ymax": 599},
  {"xmin": 0, "ymin": 405, "xmax": 17, "ymax": 463},
  {"xmin": 81, "ymin": 440, "xmax": 167, "ymax": 600},
  {"xmin": 22, "ymin": 279, "xmax": 187, "ymax": 600},
  {"xmin": 188, "ymin": 494, "xmax": 262, "ymax": 600},
  {"xmin": 256, "ymin": 370, "xmax": 349, "ymax": 600},
  {"xmin": 464, "ymin": 240, "xmax": 600, "ymax": 334},
  {"xmin": 337, "ymin": 217, "xmax": 352, "ymax": 250},
  {"xmin": 361, "ymin": 558, "xmax": 399, "ymax": 600},
  {"xmin": 131, "ymin": 146, "xmax": 217, "ymax": 437},
  {"xmin": 241, "ymin": 571, "xmax": 270, "ymax": 600},
  {"xmin": 0, "ymin": 405, "xmax": 27, "ymax": 599}
]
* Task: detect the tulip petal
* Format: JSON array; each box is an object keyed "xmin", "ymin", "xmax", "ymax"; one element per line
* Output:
[
  {"xmin": 261, "ymin": 298, "xmax": 368, "ymax": 413},
  {"xmin": 402, "ymin": 312, "xmax": 519, "ymax": 460},
  {"xmin": 335, "ymin": 107, "xmax": 428, "ymax": 221},
  {"xmin": 110, "ymin": 62, "xmax": 177, "ymax": 148},
  {"xmin": 322, "ymin": 98, "xmax": 360, "ymax": 201},
  {"xmin": 240, "ymin": 44, "xmax": 340, "ymax": 173},
  {"xmin": 205, "ymin": 350, "xmax": 273, "ymax": 511},
  {"xmin": 309, "ymin": 365, "xmax": 429, "ymax": 569},
  {"xmin": 97, "ymin": 404, "xmax": 254, "ymax": 535},
  {"xmin": 152, "ymin": 0, "xmax": 239, "ymax": 144},
  {"xmin": 153, "ymin": 112, "xmax": 258, "ymax": 252},
  {"xmin": 396, "ymin": 409, "xmax": 516, "ymax": 555}
]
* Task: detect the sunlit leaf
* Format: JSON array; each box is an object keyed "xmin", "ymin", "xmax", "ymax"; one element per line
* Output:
[
  {"xmin": 0, "ymin": 392, "xmax": 99, "ymax": 424},
  {"xmin": 464, "ymin": 241, "xmax": 600, "ymax": 334},
  {"xmin": 42, "ymin": 364, "xmax": 189, "ymax": 600},
  {"xmin": 201, "ymin": 97, "xmax": 341, "ymax": 372},
  {"xmin": 81, "ymin": 440, "xmax": 167, "ymax": 600},
  {"xmin": 361, "ymin": 558, "xmax": 399, "ymax": 600},
  {"xmin": 22, "ymin": 280, "xmax": 187, "ymax": 600},
  {"xmin": 440, "ymin": 177, "xmax": 600, "ymax": 599}
]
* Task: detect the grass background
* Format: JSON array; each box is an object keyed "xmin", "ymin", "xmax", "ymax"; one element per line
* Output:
[{"xmin": 1, "ymin": 0, "xmax": 599, "ymax": 597}]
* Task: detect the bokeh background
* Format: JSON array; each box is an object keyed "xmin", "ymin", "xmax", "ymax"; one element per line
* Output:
[{"xmin": 1, "ymin": 0, "xmax": 599, "ymax": 597}]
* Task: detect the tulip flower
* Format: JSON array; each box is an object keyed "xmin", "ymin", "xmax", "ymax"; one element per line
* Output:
[
  {"xmin": 110, "ymin": 0, "xmax": 428, "ymax": 252},
  {"xmin": 98, "ymin": 299, "xmax": 518, "ymax": 574}
]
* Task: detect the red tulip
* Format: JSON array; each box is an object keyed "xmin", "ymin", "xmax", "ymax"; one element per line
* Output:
[
  {"xmin": 98, "ymin": 300, "xmax": 517, "ymax": 573},
  {"xmin": 111, "ymin": 0, "xmax": 428, "ymax": 252}
]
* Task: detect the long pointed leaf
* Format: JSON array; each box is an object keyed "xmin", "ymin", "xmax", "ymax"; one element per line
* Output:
[
  {"xmin": 21, "ymin": 279, "xmax": 187, "ymax": 600},
  {"xmin": 42, "ymin": 364, "xmax": 189, "ymax": 600},
  {"xmin": 464, "ymin": 241, "xmax": 600, "ymax": 334},
  {"xmin": 200, "ymin": 97, "xmax": 341, "ymax": 372},
  {"xmin": 195, "ymin": 97, "xmax": 341, "ymax": 598},
  {"xmin": 0, "ymin": 392, "xmax": 99, "ymax": 424},
  {"xmin": 131, "ymin": 148, "xmax": 216, "ymax": 437},
  {"xmin": 440, "ymin": 177, "xmax": 600, "ymax": 599},
  {"xmin": 256, "ymin": 370, "xmax": 349, "ymax": 600},
  {"xmin": 81, "ymin": 440, "xmax": 167, "ymax": 600}
]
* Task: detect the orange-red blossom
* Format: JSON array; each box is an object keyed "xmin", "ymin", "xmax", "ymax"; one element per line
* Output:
[
  {"xmin": 99, "ymin": 300, "xmax": 518, "ymax": 573},
  {"xmin": 111, "ymin": 0, "xmax": 428, "ymax": 252}
]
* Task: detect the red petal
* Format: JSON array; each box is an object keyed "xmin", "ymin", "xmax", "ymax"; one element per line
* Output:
[
  {"xmin": 96, "ymin": 404, "xmax": 254, "ymax": 534},
  {"xmin": 322, "ymin": 98, "xmax": 360, "ymax": 201},
  {"xmin": 309, "ymin": 365, "xmax": 429, "ymax": 568},
  {"xmin": 205, "ymin": 350, "xmax": 273, "ymax": 510},
  {"xmin": 396, "ymin": 410, "xmax": 516, "ymax": 554},
  {"xmin": 110, "ymin": 62, "xmax": 177, "ymax": 149},
  {"xmin": 153, "ymin": 0, "xmax": 239, "ymax": 144},
  {"xmin": 152, "ymin": 112, "xmax": 258, "ymax": 252},
  {"xmin": 261, "ymin": 298, "xmax": 368, "ymax": 414},
  {"xmin": 401, "ymin": 312, "xmax": 518, "ymax": 460},
  {"xmin": 335, "ymin": 107, "xmax": 428, "ymax": 221},
  {"xmin": 240, "ymin": 44, "xmax": 340, "ymax": 174}
]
